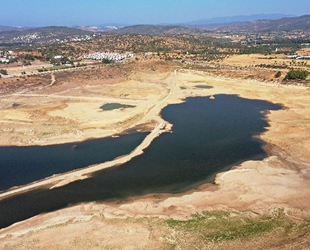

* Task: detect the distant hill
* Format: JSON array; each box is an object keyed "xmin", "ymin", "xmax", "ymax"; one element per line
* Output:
[
  {"xmin": 0, "ymin": 26, "xmax": 31, "ymax": 32},
  {"xmin": 180, "ymin": 14, "xmax": 294, "ymax": 29},
  {"xmin": 109, "ymin": 25, "xmax": 202, "ymax": 36},
  {"xmin": 0, "ymin": 26, "xmax": 93, "ymax": 38},
  {"xmin": 216, "ymin": 15, "xmax": 310, "ymax": 32},
  {"xmin": 23, "ymin": 26, "xmax": 92, "ymax": 36},
  {"xmin": 0, "ymin": 26, "xmax": 94, "ymax": 45},
  {"xmin": 75, "ymin": 25, "xmax": 120, "ymax": 32}
]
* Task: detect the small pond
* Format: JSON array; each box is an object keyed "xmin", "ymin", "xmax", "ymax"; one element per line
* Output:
[{"xmin": 100, "ymin": 103, "xmax": 136, "ymax": 110}]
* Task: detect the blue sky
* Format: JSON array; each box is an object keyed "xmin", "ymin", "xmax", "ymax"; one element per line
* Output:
[{"xmin": 1, "ymin": 0, "xmax": 310, "ymax": 26}]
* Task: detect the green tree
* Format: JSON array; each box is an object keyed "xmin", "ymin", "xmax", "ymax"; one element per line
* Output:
[
  {"xmin": 102, "ymin": 58, "xmax": 113, "ymax": 64},
  {"xmin": 24, "ymin": 54, "xmax": 35, "ymax": 61},
  {"xmin": 284, "ymin": 69, "xmax": 309, "ymax": 80},
  {"xmin": 275, "ymin": 71, "xmax": 281, "ymax": 78},
  {"xmin": 0, "ymin": 69, "xmax": 8, "ymax": 75}
]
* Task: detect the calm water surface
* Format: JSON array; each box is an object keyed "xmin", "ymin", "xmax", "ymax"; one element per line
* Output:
[
  {"xmin": 0, "ymin": 95, "xmax": 282, "ymax": 229},
  {"xmin": 100, "ymin": 103, "xmax": 136, "ymax": 110},
  {"xmin": 0, "ymin": 131, "xmax": 148, "ymax": 191}
]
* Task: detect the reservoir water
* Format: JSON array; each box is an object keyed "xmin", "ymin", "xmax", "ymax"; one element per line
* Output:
[
  {"xmin": 0, "ymin": 131, "xmax": 148, "ymax": 191},
  {"xmin": 0, "ymin": 94, "xmax": 282, "ymax": 229}
]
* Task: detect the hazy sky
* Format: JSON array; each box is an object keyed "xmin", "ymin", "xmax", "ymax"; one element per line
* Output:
[{"xmin": 1, "ymin": 0, "xmax": 310, "ymax": 26}]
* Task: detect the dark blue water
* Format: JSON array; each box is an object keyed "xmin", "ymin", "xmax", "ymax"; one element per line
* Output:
[
  {"xmin": 0, "ymin": 95, "xmax": 282, "ymax": 229},
  {"xmin": 0, "ymin": 131, "xmax": 148, "ymax": 191}
]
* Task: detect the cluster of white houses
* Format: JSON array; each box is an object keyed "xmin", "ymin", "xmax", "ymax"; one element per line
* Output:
[
  {"xmin": 81, "ymin": 52, "xmax": 134, "ymax": 62},
  {"xmin": 4, "ymin": 33, "xmax": 98, "ymax": 45},
  {"xmin": 0, "ymin": 50, "xmax": 16, "ymax": 63}
]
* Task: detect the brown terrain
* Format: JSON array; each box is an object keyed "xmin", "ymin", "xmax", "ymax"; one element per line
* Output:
[{"xmin": 0, "ymin": 59, "xmax": 310, "ymax": 249}]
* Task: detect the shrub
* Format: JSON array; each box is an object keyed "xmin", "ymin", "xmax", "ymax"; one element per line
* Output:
[
  {"xmin": 0, "ymin": 69, "xmax": 8, "ymax": 75},
  {"xmin": 24, "ymin": 54, "xmax": 35, "ymax": 61},
  {"xmin": 275, "ymin": 71, "xmax": 281, "ymax": 78},
  {"xmin": 102, "ymin": 58, "xmax": 113, "ymax": 64},
  {"xmin": 284, "ymin": 69, "xmax": 309, "ymax": 80}
]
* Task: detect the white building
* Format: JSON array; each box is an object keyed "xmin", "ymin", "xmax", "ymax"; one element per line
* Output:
[
  {"xmin": 287, "ymin": 55, "xmax": 299, "ymax": 59},
  {"xmin": 0, "ymin": 58, "xmax": 10, "ymax": 63},
  {"xmin": 54, "ymin": 55, "xmax": 64, "ymax": 59}
]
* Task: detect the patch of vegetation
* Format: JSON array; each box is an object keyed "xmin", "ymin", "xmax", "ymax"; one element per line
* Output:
[
  {"xmin": 195, "ymin": 85, "xmax": 213, "ymax": 89},
  {"xmin": 256, "ymin": 64, "xmax": 288, "ymax": 69},
  {"xmin": 38, "ymin": 65, "xmax": 74, "ymax": 72},
  {"xmin": 102, "ymin": 58, "xmax": 113, "ymax": 64},
  {"xmin": 0, "ymin": 69, "xmax": 8, "ymax": 75},
  {"xmin": 284, "ymin": 69, "xmax": 309, "ymax": 80},
  {"xmin": 166, "ymin": 209, "xmax": 296, "ymax": 243},
  {"xmin": 275, "ymin": 71, "xmax": 282, "ymax": 78},
  {"xmin": 258, "ymin": 57, "xmax": 276, "ymax": 60},
  {"xmin": 23, "ymin": 54, "xmax": 36, "ymax": 61}
]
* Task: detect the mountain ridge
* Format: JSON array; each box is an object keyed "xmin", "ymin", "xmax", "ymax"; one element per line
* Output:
[
  {"xmin": 183, "ymin": 14, "xmax": 294, "ymax": 25},
  {"xmin": 108, "ymin": 24, "xmax": 202, "ymax": 36},
  {"xmin": 216, "ymin": 14, "xmax": 310, "ymax": 32}
]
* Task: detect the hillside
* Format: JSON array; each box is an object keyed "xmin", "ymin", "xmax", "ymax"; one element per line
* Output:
[
  {"xmin": 0, "ymin": 26, "xmax": 95, "ymax": 45},
  {"xmin": 0, "ymin": 26, "xmax": 31, "ymax": 32},
  {"xmin": 0, "ymin": 26, "xmax": 93, "ymax": 38},
  {"xmin": 217, "ymin": 15, "xmax": 310, "ymax": 32},
  {"xmin": 109, "ymin": 25, "xmax": 202, "ymax": 36},
  {"xmin": 180, "ymin": 14, "xmax": 294, "ymax": 29}
]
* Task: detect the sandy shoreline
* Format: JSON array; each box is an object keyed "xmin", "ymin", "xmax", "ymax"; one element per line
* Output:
[{"xmin": 1, "ymin": 68, "xmax": 310, "ymax": 248}]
